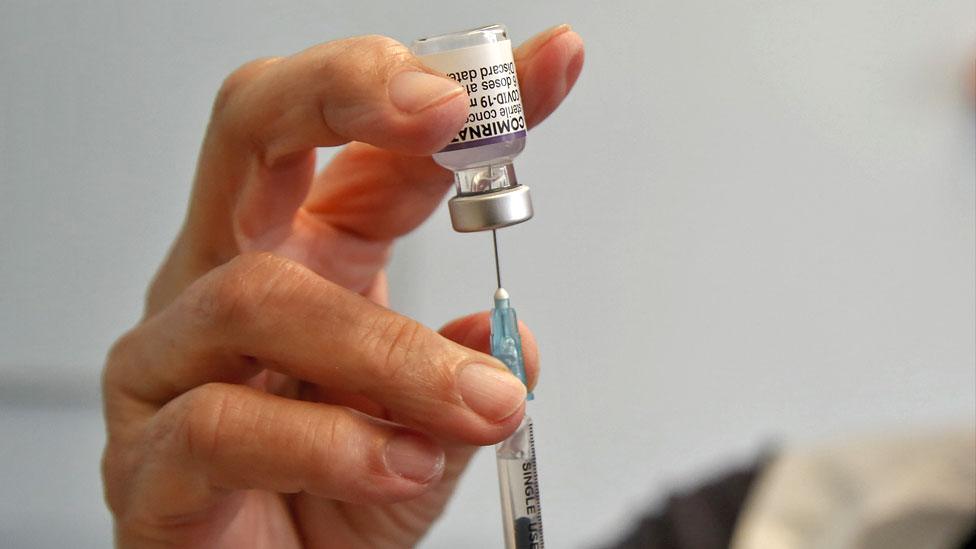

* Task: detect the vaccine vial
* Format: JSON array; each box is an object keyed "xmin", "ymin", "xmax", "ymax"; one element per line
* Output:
[{"xmin": 412, "ymin": 25, "xmax": 533, "ymax": 232}]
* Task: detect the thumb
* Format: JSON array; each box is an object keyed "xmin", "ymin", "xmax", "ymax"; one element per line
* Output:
[{"xmin": 439, "ymin": 311, "xmax": 540, "ymax": 392}]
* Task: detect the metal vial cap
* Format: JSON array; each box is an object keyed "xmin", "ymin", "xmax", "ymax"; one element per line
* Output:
[{"xmin": 448, "ymin": 185, "xmax": 533, "ymax": 232}]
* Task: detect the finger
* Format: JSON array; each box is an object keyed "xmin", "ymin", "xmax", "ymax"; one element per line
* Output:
[
  {"xmin": 170, "ymin": 36, "xmax": 469, "ymax": 294},
  {"xmin": 289, "ymin": 436, "xmax": 480, "ymax": 547},
  {"xmin": 438, "ymin": 311, "xmax": 540, "ymax": 392},
  {"xmin": 210, "ymin": 36, "xmax": 469, "ymax": 163},
  {"xmin": 122, "ymin": 383, "xmax": 445, "ymax": 524},
  {"xmin": 514, "ymin": 24, "xmax": 586, "ymax": 128},
  {"xmin": 107, "ymin": 253, "xmax": 526, "ymax": 446},
  {"xmin": 300, "ymin": 26, "xmax": 585, "ymax": 242},
  {"xmin": 210, "ymin": 35, "xmax": 469, "ymax": 237},
  {"xmin": 297, "ymin": 311, "xmax": 539, "ymax": 421}
]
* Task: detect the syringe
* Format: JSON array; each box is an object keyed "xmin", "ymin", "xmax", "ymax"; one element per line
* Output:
[{"xmin": 490, "ymin": 231, "xmax": 544, "ymax": 548}]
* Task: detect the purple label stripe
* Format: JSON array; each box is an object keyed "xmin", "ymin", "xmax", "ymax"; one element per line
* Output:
[{"xmin": 439, "ymin": 130, "xmax": 527, "ymax": 153}]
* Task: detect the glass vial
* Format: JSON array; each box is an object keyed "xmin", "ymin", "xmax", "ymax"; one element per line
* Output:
[{"xmin": 412, "ymin": 25, "xmax": 533, "ymax": 232}]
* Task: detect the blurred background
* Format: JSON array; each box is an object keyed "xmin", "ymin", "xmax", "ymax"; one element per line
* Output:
[{"xmin": 1, "ymin": 1, "xmax": 973, "ymax": 547}]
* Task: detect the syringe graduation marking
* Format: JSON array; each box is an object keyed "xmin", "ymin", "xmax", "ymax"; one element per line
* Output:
[{"xmin": 524, "ymin": 421, "xmax": 544, "ymax": 543}]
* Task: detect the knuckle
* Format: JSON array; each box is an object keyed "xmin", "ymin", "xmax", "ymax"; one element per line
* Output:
[
  {"xmin": 299, "ymin": 412, "xmax": 394, "ymax": 500},
  {"xmin": 191, "ymin": 267, "xmax": 249, "ymax": 332},
  {"xmin": 104, "ymin": 328, "xmax": 137, "ymax": 380},
  {"xmin": 359, "ymin": 34, "xmax": 412, "ymax": 63},
  {"xmin": 367, "ymin": 316, "xmax": 430, "ymax": 385},
  {"xmin": 172, "ymin": 383, "xmax": 238, "ymax": 463},
  {"xmin": 302, "ymin": 411, "xmax": 346, "ymax": 489},
  {"xmin": 349, "ymin": 34, "xmax": 411, "ymax": 63},
  {"xmin": 101, "ymin": 330, "xmax": 154, "ymax": 516},
  {"xmin": 101, "ymin": 441, "xmax": 136, "ymax": 516},
  {"xmin": 102, "ymin": 326, "xmax": 146, "ymax": 398},
  {"xmin": 211, "ymin": 57, "xmax": 280, "ymax": 118},
  {"xmin": 185, "ymin": 252, "xmax": 302, "ymax": 332},
  {"xmin": 311, "ymin": 35, "xmax": 413, "ymax": 85}
]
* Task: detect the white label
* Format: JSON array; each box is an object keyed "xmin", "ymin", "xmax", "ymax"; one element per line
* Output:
[{"xmin": 418, "ymin": 40, "xmax": 526, "ymax": 152}]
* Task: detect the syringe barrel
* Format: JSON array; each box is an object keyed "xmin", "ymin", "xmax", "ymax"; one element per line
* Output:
[{"xmin": 496, "ymin": 415, "xmax": 545, "ymax": 549}]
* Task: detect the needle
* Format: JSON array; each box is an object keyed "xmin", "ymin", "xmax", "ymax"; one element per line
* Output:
[{"xmin": 492, "ymin": 229, "xmax": 502, "ymax": 289}]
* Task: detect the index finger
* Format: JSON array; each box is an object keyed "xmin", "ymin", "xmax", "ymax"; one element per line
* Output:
[
  {"xmin": 107, "ymin": 253, "xmax": 528, "ymax": 446},
  {"xmin": 211, "ymin": 35, "xmax": 471, "ymax": 164},
  {"xmin": 170, "ymin": 34, "xmax": 477, "ymax": 304}
]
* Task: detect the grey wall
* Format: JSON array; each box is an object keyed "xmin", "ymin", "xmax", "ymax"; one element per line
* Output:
[{"xmin": 1, "ymin": 1, "xmax": 973, "ymax": 547}]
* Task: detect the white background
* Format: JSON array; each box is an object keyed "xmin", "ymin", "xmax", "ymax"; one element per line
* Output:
[{"xmin": 1, "ymin": 1, "xmax": 973, "ymax": 547}]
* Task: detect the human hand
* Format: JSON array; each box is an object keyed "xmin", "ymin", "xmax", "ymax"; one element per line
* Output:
[{"xmin": 102, "ymin": 25, "xmax": 583, "ymax": 548}]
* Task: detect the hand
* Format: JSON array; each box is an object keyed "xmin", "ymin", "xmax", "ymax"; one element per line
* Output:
[{"xmin": 102, "ymin": 25, "xmax": 584, "ymax": 548}]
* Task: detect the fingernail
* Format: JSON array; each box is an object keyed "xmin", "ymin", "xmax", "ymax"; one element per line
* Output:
[
  {"xmin": 388, "ymin": 71, "xmax": 464, "ymax": 114},
  {"xmin": 515, "ymin": 23, "xmax": 573, "ymax": 61},
  {"xmin": 457, "ymin": 363, "xmax": 526, "ymax": 422},
  {"xmin": 384, "ymin": 432, "xmax": 445, "ymax": 483}
]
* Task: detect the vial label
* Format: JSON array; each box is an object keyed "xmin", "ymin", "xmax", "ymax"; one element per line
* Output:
[{"xmin": 418, "ymin": 40, "xmax": 527, "ymax": 152}]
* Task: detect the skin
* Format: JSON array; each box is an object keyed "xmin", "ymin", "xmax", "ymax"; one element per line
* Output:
[{"xmin": 102, "ymin": 25, "xmax": 585, "ymax": 548}]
